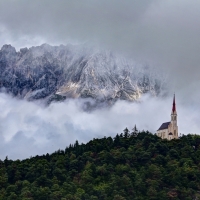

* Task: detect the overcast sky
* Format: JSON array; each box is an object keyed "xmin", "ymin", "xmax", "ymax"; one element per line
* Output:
[
  {"xmin": 0, "ymin": 0, "xmax": 200, "ymax": 94},
  {"xmin": 0, "ymin": 0, "xmax": 200, "ymax": 159}
]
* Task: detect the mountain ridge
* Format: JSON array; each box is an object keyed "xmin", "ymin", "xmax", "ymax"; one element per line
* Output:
[{"xmin": 0, "ymin": 43, "xmax": 167, "ymax": 105}]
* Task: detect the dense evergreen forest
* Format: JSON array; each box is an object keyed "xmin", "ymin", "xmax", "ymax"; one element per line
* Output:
[{"xmin": 1, "ymin": 129, "xmax": 200, "ymax": 200}]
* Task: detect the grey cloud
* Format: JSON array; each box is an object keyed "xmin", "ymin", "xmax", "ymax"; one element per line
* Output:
[
  {"xmin": 0, "ymin": 93, "xmax": 199, "ymax": 160},
  {"xmin": 0, "ymin": 0, "xmax": 154, "ymax": 47}
]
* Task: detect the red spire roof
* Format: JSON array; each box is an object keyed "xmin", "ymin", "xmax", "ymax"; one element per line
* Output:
[{"xmin": 172, "ymin": 94, "xmax": 176, "ymax": 113}]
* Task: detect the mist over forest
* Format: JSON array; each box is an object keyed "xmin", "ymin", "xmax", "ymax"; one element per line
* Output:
[
  {"xmin": 0, "ymin": 0, "xmax": 199, "ymax": 161},
  {"xmin": 0, "ymin": 92, "xmax": 198, "ymax": 160}
]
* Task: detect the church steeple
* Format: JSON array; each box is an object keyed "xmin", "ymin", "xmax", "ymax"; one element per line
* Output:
[
  {"xmin": 171, "ymin": 94, "xmax": 177, "ymax": 115},
  {"xmin": 172, "ymin": 94, "xmax": 176, "ymax": 113},
  {"xmin": 170, "ymin": 94, "xmax": 178, "ymax": 138}
]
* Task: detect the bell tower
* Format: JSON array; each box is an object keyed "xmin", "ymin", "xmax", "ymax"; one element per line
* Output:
[{"xmin": 170, "ymin": 94, "xmax": 178, "ymax": 139}]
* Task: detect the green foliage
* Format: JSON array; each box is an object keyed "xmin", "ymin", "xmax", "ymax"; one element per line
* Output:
[{"xmin": 1, "ymin": 131, "xmax": 200, "ymax": 199}]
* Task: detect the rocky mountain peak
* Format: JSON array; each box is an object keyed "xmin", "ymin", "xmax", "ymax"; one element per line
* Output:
[
  {"xmin": 1, "ymin": 44, "xmax": 16, "ymax": 55},
  {"xmin": 0, "ymin": 43, "xmax": 167, "ymax": 105},
  {"xmin": 20, "ymin": 47, "xmax": 29, "ymax": 55}
]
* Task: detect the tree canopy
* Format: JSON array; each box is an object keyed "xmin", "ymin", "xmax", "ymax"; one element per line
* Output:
[{"xmin": 1, "ymin": 129, "xmax": 200, "ymax": 199}]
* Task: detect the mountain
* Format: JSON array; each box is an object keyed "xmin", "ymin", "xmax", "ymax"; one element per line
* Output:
[{"xmin": 0, "ymin": 44, "xmax": 166, "ymax": 105}]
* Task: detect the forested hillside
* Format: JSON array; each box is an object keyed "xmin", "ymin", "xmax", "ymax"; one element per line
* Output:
[{"xmin": 1, "ymin": 130, "xmax": 200, "ymax": 200}]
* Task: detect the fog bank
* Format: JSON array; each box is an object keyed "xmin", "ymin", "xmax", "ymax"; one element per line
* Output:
[{"xmin": 0, "ymin": 93, "xmax": 199, "ymax": 160}]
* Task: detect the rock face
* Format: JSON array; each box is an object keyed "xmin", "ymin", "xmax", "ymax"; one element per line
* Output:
[{"xmin": 0, "ymin": 44, "xmax": 166, "ymax": 104}]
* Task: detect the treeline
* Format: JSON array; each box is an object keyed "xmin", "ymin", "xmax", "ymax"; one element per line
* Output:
[{"xmin": 1, "ymin": 129, "xmax": 200, "ymax": 199}]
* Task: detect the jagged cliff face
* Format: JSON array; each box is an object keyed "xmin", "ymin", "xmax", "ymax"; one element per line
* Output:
[{"xmin": 0, "ymin": 44, "xmax": 166, "ymax": 104}]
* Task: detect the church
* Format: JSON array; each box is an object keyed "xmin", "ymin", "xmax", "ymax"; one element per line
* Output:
[{"xmin": 157, "ymin": 95, "xmax": 178, "ymax": 140}]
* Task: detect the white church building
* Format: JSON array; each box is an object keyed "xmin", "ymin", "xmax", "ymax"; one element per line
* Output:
[{"xmin": 157, "ymin": 95, "xmax": 178, "ymax": 140}]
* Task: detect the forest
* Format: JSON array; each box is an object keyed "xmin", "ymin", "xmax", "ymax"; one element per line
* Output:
[{"xmin": 0, "ymin": 129, "xmax": 200, "ymax": 200}]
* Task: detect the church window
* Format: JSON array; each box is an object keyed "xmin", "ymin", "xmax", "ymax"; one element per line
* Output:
[{"xmin": 174, "ymin": 116, "xmax": 176, "ymax": 120}]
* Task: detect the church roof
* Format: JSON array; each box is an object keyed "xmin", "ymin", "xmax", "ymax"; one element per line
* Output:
[{"xmin": 157, "ymin": 122, "xmax": 170, "ymax": 131}]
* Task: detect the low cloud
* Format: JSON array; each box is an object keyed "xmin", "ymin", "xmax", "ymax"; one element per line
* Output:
[{"xmin": 0, "ymin": 93, "xmax": 199, "ymax": 160}]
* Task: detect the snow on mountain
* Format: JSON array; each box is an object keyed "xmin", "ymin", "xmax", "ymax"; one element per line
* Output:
[{"xmin": 0, "ymin": 44, "xmax": 167, "ymax": 105}]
